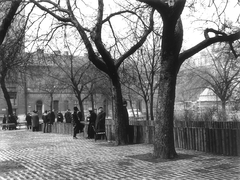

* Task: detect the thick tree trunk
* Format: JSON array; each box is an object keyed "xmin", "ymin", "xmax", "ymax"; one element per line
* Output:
[
  {"xmin": 90, "ymin": 93, "xmax": 95, "ymax": 111},
  {"xmin": 144, "ymin": 99, "xmax": 149, "ymax": 121},
  {"xmin": 0, "ymin": 77, "xmax": 13, "ymax": 115},
  {"xmin": 154, "ymin": 59, "xmax": 178, "ymax": 159},
  {"xmin": 77, "ymin": 94, "xmax": 85, "ymax": 120},
  {"xmin": 221, "ymin": 100, "xmax": 227, "ymax": 121},
  {"xmin": 112, "ymin": 75, "xmax": 128, "ymax": 145},
  {"xmin": 153, "ymin": 16, "xmax": 183, "ymax": 158}
]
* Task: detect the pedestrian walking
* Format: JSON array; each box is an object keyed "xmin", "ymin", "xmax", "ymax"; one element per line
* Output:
[
  {"xmin": 72, "ymin": 107, "xmax": 80, "ymax": 139},
  {"xmin": 31, "ymin": 110, "xmax": 39, "ymax": 131},
  {"xmin": 64, "ymin": 109, "xmax": 72, "ymax": 123},
  {"xmin": 25, "ymin": 113, "xmax": 32, "ymax": 130},
  {"xmin": 87, "ymin": 109, "xmax": 97, "ymax": 139}
]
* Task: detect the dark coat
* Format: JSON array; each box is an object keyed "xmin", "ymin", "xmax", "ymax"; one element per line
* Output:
[
  {"xmin": 95, "ymin": 111, "xmax": 106, "ymax": 132},
  {"xmin": 50, "ymin": 111, "xmax": 55, "ymax": 124},
  {"xmin": 87, "ymin": 111, "xmax": 97, "ymax": 138},
  {"xmin": 57, "ymin": 112, "xmax": 63, "ymax": 122},
  {"xmin": 42, "ymin": 113, "xmax": 48, "ymax": 123},
  {"xmin": 26, "ymin": 114, "xmax": 32, "ymax": 125},
  {"xmin": 2, "ymin": 116, "xmax": 6, "ymax": 124},
  {"xmin": 72, "ymin": 112, "xmax": 80, "ymax": 128},
  {"xmin": 31, "ymin": 113, "xmax": 39, "ymax": 128},
  {"xmin": 64, "ymin": 111, "xmax": 72, "ymax": 123}
]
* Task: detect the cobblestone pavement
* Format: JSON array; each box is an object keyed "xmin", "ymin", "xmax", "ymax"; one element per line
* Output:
[{"xmin": 0, "ymin": 130, "xmax": 240, "ymax": 180}]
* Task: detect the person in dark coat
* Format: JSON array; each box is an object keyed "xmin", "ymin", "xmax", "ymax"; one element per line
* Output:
[
  {"xmin": 50, "ymin": 110, "xmax": 55, "ymax": 124},
  {"xmin": 31, "ymin": 110, "xmax": 39, "ymax": 131},
  {"xmin": 47, "ymin": 110, "xmax": 51, "ymax": 124},
  {"xmin": 64, "ymin": 109, "xmax": 72, "ymax": 123},
  {"xmin": 87, "ymin": 110, "xmax": 97, "ymax": 139},
  {"xmin": 42, "ymin": 110, "xmax": 49, "ymax": 133},
  {"xmin": 77, "ymin": 110, "xmax": 84, "ymax": 132},
  {"xmin": 95, "ymin": 107, "xmax": 106, "ymax": 136},
  {"xmin": 25, "ymin": 113, "xmax": 32, "ymax": 130},
  {"xmin": 57, "ymin": 111, "xmax": 63, "ymax": 122},
  {"xmin": 123, "ymin": 100, "xmax": 134, "ymax": 144},
  {"xmin": 72, "ymin": 107, "xmax": 80, "ymax": 139}
]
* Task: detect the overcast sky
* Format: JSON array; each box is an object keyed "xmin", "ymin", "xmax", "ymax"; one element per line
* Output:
[{"xmin": 24, "ymin": 1, "xmax": 240, "ymax": 55}]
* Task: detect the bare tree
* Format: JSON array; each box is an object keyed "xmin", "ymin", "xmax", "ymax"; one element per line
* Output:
[
  {"xmin": 49, "ymin": 50, "xmax": 107, "ymax": 120},
  {"xmin": 121, "ymin": 33, "xmax": 161, "ymax": 120},
  {"xmin": 28, "ymin": 0, "xmax": 154, "ymax": 145},
  {"xmin": 137, "ymin": 0, "xmax": 240, "ymax": 158},
  {"xmin": 0, "ymin": 1, "xmax": 21, "ymax": 45},
  {"xmin": 193, "ymin": 44, "xmax": 240, "ymax": 119},
  {"xmin": 0, "ymin": 1, "xmax": 26, "ymax": 116}
]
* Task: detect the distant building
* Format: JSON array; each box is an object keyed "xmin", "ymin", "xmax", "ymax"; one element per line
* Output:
[{"xmin": 0, "ymin": 50, "xmax": 112, "ymax": 119}]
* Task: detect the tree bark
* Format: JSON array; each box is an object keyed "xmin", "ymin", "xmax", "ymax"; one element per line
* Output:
[
  {"xmin": 221, "ymin": 100, "xmax": 227, "ymax": 121},
  {"xmin": 152, "ymin": 3, "xmax": 184, "ymax": 159},
  {"xmin": 154, "ymin": 61, "xmax": 178, "ymax": 158},
  {"xmin": 111, "ymin": 73, "xmax": 128, "ymax": 145},
  {"xmin": 0, "ymin": 76, "xmax": 13, "ymax": 115},
  {"xmin": 0, "ymin": 1, "xmax": 21, "ymax": 45}
]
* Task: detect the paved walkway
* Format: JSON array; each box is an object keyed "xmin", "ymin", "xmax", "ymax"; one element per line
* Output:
[{"xmin": 0, "ymin": 130, "xmax": 239, "ymax": 180}]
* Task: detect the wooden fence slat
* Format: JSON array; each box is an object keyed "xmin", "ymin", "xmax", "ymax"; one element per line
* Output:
[
  {"xmin": 229, "ymin": 129, "xmax": 233, "ymax": 156},
  {"xmin": 222, "ymin": 129, "xmax": 226, "ymax": 155},
  {"xmin": 39, "ymin": 121, "xmax": 240, "ymax": 156}
]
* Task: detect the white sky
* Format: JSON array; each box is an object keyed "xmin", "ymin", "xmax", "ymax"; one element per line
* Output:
[{"xmin": 23, "ymin": 1, "xmax": 240, "ymax": 55}]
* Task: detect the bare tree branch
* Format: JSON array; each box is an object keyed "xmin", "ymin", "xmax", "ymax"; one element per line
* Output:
[{"xmin": 0, "ymin": 0, "xmax": 21, "ymax": 44}]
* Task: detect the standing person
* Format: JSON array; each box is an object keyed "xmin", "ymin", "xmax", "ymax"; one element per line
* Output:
[
  {"xmin": 47, "ymin": 110, "xmax": 51, "ymax": 124},
  {"xmin": 31, "ymin": 110, "xmax": 39, "ymax": 131},
  {"xmin": 50, "ymin": 110, "xmax": 55, "ymax": 124},
  {"xmin": 72, "ymin": 107, "xmax": 80, "ymax": 139},
  {"xmin": 25, "ymin": 113, "xmax": 32, "ymax": 130},
  {"xmin": 123, "ymin": 100, "xmax": 134, "ymax": 144},
  {"xmin": 77, "ymin": 110, "xmax": 84, "ymax": 132},
  {"xmin": 64, "ymin": 109, "xmax": 72, "ymax": 123},
  {"xmin": 42, "ymin": 110, "xmax": 48, "ymax": 133},
  {"xmin": 87, "ymin": 110, "xmax": 97, "ymax": 139},
  {"xmin": 2, "ymin": 114, "xmax": 6, "ymax": 130},
  {"xmin": 95, "ymin": 107, "xmax": 106, "ymax": 139},
  {"xmin": 57, "ymin": 111, "xmax": 63, "ymax": 122}
]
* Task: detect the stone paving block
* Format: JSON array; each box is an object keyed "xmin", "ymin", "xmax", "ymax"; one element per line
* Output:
[{"xmin": 0, "ymin": 130, "xmax": 240, "ymax": 179}]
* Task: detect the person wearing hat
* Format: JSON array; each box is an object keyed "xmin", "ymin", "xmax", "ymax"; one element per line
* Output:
[{"xmin": 72, "ymin": 107, "xmax": 80, "ymax": 139}]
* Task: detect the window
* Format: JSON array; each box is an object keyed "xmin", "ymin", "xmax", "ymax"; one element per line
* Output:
[
  {"xmin": 9, "ymin": 92, "xmax": 17, "ymax": 106},
  {"xmin": 64, "ymin": 100, "xmax": 69, "ymax": 111}
]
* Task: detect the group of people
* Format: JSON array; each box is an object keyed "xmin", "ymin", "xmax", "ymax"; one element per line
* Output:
[
  {"xmin": 86, "ymin": 107, "xmax": 106, "ymax": 139},
  {"xmin": 2, "ymin": 102, "xmax": 134, "ymax": 143},
  {"xmin": 1, "ymin": 114, "xmax": 18, "ymax": 130},
  {"xmin": 26, "ymin": 110, "xmax": 56, "ymax": 132}
]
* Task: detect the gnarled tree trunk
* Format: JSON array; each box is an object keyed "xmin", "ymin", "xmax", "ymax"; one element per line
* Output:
[
  {"xmin": 111, "ymin": 72, "xmax": 128, "ymax": 145},
  {"xmin": 0, "ymin": 76, "xmax": 13, "ymax": 115}
]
